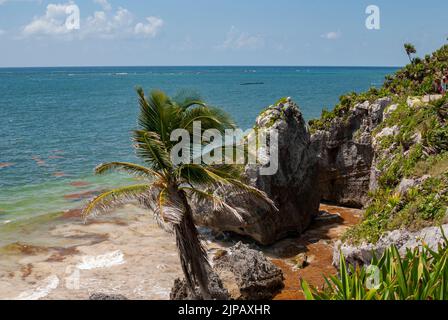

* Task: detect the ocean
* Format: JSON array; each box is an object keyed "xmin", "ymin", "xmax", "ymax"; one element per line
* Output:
[{"xmin": 0, "ymin": 66, "xmax": 397, "ymax": 227}]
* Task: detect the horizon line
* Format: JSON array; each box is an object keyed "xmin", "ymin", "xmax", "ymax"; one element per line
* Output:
[{"xmin": 0, "ymin": 64, "xmax": 403, "ymax": 69}]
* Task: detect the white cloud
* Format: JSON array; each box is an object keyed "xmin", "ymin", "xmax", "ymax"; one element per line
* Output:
[
  {"xmin": 22, "ymin": 3, "xmax": 74, "ymax": 37},
  {"xmin": 134, "ymin": 16, "xmax": 164, "ymax": 38},
  {"xmin": 82, "ymin": 7, "xmax": 134, "ymax": 38},
  {"xmin": 20, "ymin": 3, "xmax": 164, "ymax": 40},
  {"xmin": 217, "ymin": 26, "xmax": 264, "ymax": 50},
  {"xmin": 0, "ymin": 29, "xmax": 5, "ymax": 36},
  {"xmin": 93, "ymin": 0, "xmax": 111, "ymax": 11},
  {"xmin": 321, "ymin": 31, "xmax": 342, "ymax": 40}
]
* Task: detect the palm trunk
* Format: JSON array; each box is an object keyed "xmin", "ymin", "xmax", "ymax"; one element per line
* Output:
[{"xmin": 174, "ymin": 189, "xmax": 212, "ymax": 300}]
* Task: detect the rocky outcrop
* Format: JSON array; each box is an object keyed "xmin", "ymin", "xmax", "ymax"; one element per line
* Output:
[
  {"xmin": 89, "ymin": 293, "xmax": 128, "ymax": 300},
  {"xmin": 170, "ymin": 271, "xmax": 230, "ymax": 300},
  {"xmin": 333, "ymin": 224, "xmax": 448, "ymax": 268},
  {"xmin": 170, "ymin": 242, "xmax": 284, "ymax": 300},
  {"xmin": 193, "ymin": 98, "xmax": 320, "ymax": 245},
  {"xmin": 311, "ymin": 98, "xmax": 392, "ymax": 208}
]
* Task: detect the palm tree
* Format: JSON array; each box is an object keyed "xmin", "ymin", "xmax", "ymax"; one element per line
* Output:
[
  {"xmin": 404, "ymin": 43, "xmax": 417, "ymax": 63},
  {"xmin": 82, "ymin": 88, "xmax": 277, "ymax": 299}
]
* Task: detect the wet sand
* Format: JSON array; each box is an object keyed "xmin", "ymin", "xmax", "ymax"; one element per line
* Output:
[
  {"xmin": 0, "ymin": 205, "xmax": 183, "ymax": 300},
  {"xmin": 0, "ymin": 204, "xmax": 361, "ymax": 300},
  {"xmin": 272, "ymin": 204, "xmax": 362, "ymax": 300}
]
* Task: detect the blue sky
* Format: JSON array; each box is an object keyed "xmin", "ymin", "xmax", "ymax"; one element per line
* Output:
[{"xmin": 0, "ymin": 0, "xmax": 447, "ymax": 67}]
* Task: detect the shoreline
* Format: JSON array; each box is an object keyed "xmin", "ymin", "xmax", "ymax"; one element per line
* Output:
[{"xmin": 0, "ymin": 203, "xmax": 361, "ymax": 300}]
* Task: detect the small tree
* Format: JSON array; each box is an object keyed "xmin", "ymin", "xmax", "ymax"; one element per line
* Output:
[
  {"xmin": 82, "ymin": 89, "xmax": 277, "ymax": 299},
  {"xmin": 404, "ymin": 43, "xmax": 417, "ymax": 63}
]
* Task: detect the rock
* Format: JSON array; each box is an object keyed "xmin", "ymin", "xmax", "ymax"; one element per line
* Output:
[
  {"xmin": 170, "ymin": 242, "xmax": 284, "ymax": 300},
  {"xmin": 170, "ymin": 271, "xmax": 230, "ymax": 300},
  {"xmin": 407, "ymin": 95, "xmax": 442, "ymax": 108},
  {"xmin": 422, "ymin": 94, "xmax": 443, "ymax": 103},
  {"xmin": 213, "ymin": 242, "xmax": 284, "ymax": 300},
  {"xmin": 291, "ymin": 253, "xmax": 308, "ymax": 270},
  {"xmin": 89, "ymin": 293, "xmax": 128, "ymax": 300},
  {"xmin": 383, "ymin": 104, "xmax": 398, "ymax": 119},
  {"xmin": 375, "ymin": 125, "xmax": 399, "ymax": 140},
  {"xmin": 333, "ymin": 224, "xmax": 448, "ymax": 268},
  {"xmin": 193, "ymin": 98, "xmax": 320, "ymax": 245},
  {"xmin": 397, "ymin": 178, "xmax": 416, "ymax": 195},
  {"xmin": 311, "ymin": 97, "xmax": 393, "ymax": 208}
]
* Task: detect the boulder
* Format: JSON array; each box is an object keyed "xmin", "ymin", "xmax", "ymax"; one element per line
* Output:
[
  {"xmin": 311, "ymin": 97, "xmax": 392, "ymax": 208},
  {"xmin": 89, "ymin": 293, "xmax": 128, "ymax": 300},
  {"xmin": 193, "ymin": 98, "xmax": 320, "ymax": 245},
  {"xmin": 170, "ymin": 271, "xmax": 230, "ymax": 300},
  {"xmin": 170, "ymin": 242, "xmax": 284, "ymax": 300},
  {"xmin": 333, "ymin": 224, "xmax": 448, "ymax": 268}
]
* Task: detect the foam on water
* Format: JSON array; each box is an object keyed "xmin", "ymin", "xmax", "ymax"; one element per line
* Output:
[
  {"xmin": 16, "ymin": 275, "xmax": 60, "ymax": 300},
  {"xmin": 77, "ymin": 250, "xmax": 125, "ymax": 270}
]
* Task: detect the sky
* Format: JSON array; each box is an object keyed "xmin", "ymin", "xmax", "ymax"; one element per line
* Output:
[{"xmin": 0, "ymin": 0, "xmax": 447, "ymax": 67}]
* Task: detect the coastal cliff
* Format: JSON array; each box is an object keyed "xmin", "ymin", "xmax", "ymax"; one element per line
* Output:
[
  {"xmin": 195, "ymin": 45, "xmax": 447, "ymax": 260},
  {"xmin": 193, "ymin": 98, "xmax": 320, "ymax": 245}
]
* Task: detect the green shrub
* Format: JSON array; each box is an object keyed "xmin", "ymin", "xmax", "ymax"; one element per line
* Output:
[{"xmin": 301, "ymin": 231, "xmax": 448, "ymax": 300}]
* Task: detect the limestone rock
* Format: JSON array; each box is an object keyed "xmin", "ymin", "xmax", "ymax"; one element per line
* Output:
[
  {"xmin": 193, "ymin": 98, "xmax": 320, "ymax": 245},
  {"xmin": 170, "ymin": 242, "xmax": 284, "ymax": 300},
  {"xmin": 311, "ymin": 97, "xmax": 393, "ymax": 208},
  {"xmin": 333, "ymin": 224, "xmax": 448, "ymax": 268},
  {"xmin": 89, "ymin": 293, "xmax": 128, "ymax": 300},
  {"xmin": 170, "ymin": 271, "xmax": 230, "ymax": 300}
]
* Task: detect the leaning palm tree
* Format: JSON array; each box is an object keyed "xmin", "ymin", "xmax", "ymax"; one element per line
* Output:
[
  {"xmin": 82, "ymin": 88, "xmax": 277, "ymax": 299},
  {"xmin": 404, "ymin": 43, "xmax": 417, "ymax": 63}
]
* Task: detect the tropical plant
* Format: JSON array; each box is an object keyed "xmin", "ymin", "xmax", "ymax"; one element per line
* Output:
[
  {"xmin": 404, "ymin": 43, "xmax": 417, "ymax": 63},
  {"xmin": 82, "ymin": 88, "xmax": 277, "ymax": 299},
  {"xmin": 301, "ymin": 230, "xmax": 448, "ymax": 300}
]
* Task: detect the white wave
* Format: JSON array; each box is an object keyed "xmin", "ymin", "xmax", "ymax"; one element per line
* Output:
[
  {"xmin": 77, "ymin": 250, "xmax": 125, "ymax": 270},
  {"xmin": 16, "ymin": 275, "xmax": 60, "ymax": 300}
]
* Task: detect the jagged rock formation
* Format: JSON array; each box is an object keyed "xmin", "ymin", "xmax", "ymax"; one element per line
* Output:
[
  {"xmin": 193, "ymin": 98, "xmax": 320, "ymax": 245},
  {"xmin": 311, "ymin": 97, "xmax": 392, "ymax": 207},
  {"xmin": 170, "ymin": 242, "xmax": 284, "ymax": 300},
  {"xmin": 333, "ymin": 224, "xmax": 448, "ymax": 268}
]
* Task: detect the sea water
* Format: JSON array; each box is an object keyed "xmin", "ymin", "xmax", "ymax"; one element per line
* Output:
[{"xmin": 0, "ymin": 66, "xmax": 397, "ymax": 227}]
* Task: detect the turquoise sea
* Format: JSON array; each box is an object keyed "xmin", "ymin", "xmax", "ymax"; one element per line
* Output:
[{"xmin": 0, "ymin": 66, "xmax": 398, "ymax": 226}]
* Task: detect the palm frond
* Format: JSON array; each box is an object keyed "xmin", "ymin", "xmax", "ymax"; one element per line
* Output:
[
  {"xmin": 172, "ymin": 90, "xmax": 207, "ymax": 110},
  {"xmin": 180, "ymin": 106, "xmax": 236, "ymax": 134},
  {"xmin": 82, "ymin": 184, "xmax": 152, "ymax": 219},
  {"xmin": 157, "ymin": 187, "xmax": 185, "ymax": 225},
  {"xmin": 95, "ymin": 162, "xmax": 161, "ymax": 179},
  {"xmin": 133, "ymin": 130, "xmax": 172, "ymax": 170},
  {"xmin": 181, "ymin": 186, "xmax": 244, "ymax": 222},
  {"xmin": 225, "ymin": 178, "xmax": 279, "ymax": 212},
  {"xmin": 136, "ymin": 88, "xmax": 182, "ymax": 144}
]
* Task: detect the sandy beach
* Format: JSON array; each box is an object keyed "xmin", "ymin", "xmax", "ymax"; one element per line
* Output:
[{"xmin": 0, "ymin": 204, "xmax": 361, "ymax": 300}]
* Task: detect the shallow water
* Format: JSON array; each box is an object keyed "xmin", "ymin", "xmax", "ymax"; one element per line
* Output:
[{"xmin": 1, "ymin": 66, "xmax": 395, "ymax": 226}]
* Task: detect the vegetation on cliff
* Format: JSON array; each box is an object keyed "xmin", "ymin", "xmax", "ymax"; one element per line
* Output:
[
  {"xmin": 302, "ymin": 232, "xmax": 448, "ymax": 300},
  {"xmin": 309, "ymin": 44, "xmax": 448, "ymax": 244}
]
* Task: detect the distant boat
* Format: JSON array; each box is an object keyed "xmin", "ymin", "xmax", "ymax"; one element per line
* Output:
[{"xmin": 240, "ymin": 82, "xmax": 264, "ymax": 86}]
